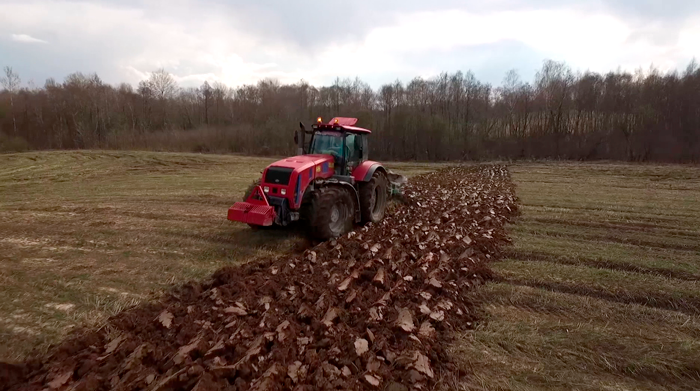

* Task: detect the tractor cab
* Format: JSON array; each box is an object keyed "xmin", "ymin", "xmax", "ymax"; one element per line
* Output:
[{"xmin": 303, "ymin": 117, "xmax": 370, "ymax": 176}]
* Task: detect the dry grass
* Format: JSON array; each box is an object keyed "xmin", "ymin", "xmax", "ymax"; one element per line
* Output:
[
  {"xmin": 453, "ymin": 162, "xmax": 700, "ymax": 391},
  {"xmin": 0, "ymin": 150, "xmax": 442, "ymax": 362}
]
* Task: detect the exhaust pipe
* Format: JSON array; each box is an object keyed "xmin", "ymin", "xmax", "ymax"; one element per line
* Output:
[{"xmin": 296, "ymin": 122, "xmax": 306, "ymax": 155}]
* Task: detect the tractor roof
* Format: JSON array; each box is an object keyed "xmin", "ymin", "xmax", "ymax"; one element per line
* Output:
[{"xmin": 312, "ymin": 117, "xmax": 372, "ymax": 134}]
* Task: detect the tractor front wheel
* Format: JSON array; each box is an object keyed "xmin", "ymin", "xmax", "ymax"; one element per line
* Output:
[
  {"xmin": 309, "ymin": 186, "xmax": 354, "ymax": 240},
  {"xmin": 359, "ymin": 171, "xmax": 388, "ymax": 224}
]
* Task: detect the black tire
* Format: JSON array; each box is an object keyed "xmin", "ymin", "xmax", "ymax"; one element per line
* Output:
[
  {"xmin": 307, "ymin": 186, "xmax": 354, "ymax": 240},
  {"xmin": 299, "ymin": 187, "xmax": 314, "ymax": 225},
  {"xmin": 359, "ymin": 171, "xmax": 388, "ymax": 224}
]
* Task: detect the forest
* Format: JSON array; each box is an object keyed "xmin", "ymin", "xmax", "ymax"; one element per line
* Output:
[{"xmin": 1, "ymin": 59, "xmax": 699, "ymax": 162}]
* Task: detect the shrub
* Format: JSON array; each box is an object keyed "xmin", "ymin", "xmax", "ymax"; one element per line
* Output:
[{"xmin": 0, "ymin": 133, "xmax": 31, "ymax": 152}]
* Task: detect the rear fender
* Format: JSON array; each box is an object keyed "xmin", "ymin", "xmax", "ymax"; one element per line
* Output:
[{"xmin": 352, "ymin": 161, "xmax": 386, "ymax": 182}]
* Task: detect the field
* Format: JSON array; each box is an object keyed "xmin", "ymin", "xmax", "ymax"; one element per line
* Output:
[
  {"xmin": 454, "ymin": 162, "xmax": 700, "ymax": 390},
  {"xmin": 0, "ymin": 151, "xmax": 442, "ymax": 362},
  {"xmin": 1, "ymin": 151, "xmax": 699, "ymax": 390}
]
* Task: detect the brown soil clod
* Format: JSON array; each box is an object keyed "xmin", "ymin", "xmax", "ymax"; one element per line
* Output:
[{"xmin": 3, "ymin": 165, "xmax": 518, "ymax": 391}]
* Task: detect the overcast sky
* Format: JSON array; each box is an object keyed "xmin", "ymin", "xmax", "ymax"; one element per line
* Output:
[{"xmin": 0, "ymin": 0, "xmax": 699, "ymax": 89}]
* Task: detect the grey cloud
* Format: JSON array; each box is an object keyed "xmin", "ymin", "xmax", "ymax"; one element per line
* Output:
[
  {"xmin": 396, "ymin": 40, "xmax": 548, "ymax": 86},
  {"xmin": 1, "ymin": 0, "xmax": 698, "ymax": 89},
  {"xmin": 1, "ymin": 38, "xmax": 121, "ymax": 85},
  {"xmin": 54, "ymin": 0, "xmax": 563, "ymax": 50},
  {"xmin": 49, "ymin": 1, "xmax": 700, "ymax": 49},
  {"xmin": 82, "ymin": 0, "xmax": 700, "ymax": 51},
  {"xmin": 604, "ymin": 0, "xmax": 698, "ymax": 21},
  {"xmin": 602, "ymin": 0, "xmax": 699, "ymax": 46}
]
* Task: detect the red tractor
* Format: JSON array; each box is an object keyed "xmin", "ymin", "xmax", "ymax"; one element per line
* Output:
[{"xmin": 228, "ymin": 117, "xmax": 405, "ymax": 240}]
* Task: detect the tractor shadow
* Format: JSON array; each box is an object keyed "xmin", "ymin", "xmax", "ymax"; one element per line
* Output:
[
  {"xmin": 164, "ymin": 221, "xmax": 315, "ymax": 268},
  {"xmin": 206, "ymin": 198, "xmax": 408, "ymax": 263},
  {"xmin": 163, "ymin": 195, "xmax": 410, "ymax": 269}
]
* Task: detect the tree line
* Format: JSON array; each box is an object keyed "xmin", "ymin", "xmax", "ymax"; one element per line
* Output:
[{"xmin": 1, "ymin": 59, "xmax": 699, "ymax": 162}]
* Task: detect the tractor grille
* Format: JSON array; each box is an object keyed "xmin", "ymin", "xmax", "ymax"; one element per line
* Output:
[{"xmin": 264, "ymin": 167, "xmax": 293, "ymax": 186}]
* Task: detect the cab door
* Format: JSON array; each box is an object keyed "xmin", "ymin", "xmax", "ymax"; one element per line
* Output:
[{"xmin": 346, "ymin": 134, "xmax": 367, "ymax": 176}]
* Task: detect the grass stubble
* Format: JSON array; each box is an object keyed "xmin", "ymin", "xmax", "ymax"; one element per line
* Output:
[{"xmin": 453, "ymin": 162, "xmax": 700, "ymax": 391}]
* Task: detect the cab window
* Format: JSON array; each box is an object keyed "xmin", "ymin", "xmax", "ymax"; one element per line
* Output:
[
  {"xmin": 346, "ymin": 134, "xmax": 364, "ymax": 162},
  {"xmin": 309, "ymin": 132, "xmax": 343, "ymax": 156}
]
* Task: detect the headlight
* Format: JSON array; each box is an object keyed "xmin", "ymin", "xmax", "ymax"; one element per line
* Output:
[
  {"xmin": 263, "ymin": 186, "xmax": 270, "ymax": 193},
  {"xmin": 281, "ymin": 189, "xmax": 287, "ymax": 195}
]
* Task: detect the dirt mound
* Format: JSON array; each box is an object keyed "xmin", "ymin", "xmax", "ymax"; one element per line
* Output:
[{"xmin": 5, "ymin": 165, "xmax": 518, "ymax": 391}]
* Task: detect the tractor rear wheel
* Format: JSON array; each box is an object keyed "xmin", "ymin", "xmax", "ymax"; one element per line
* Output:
[
  {"xmin": 308, "ymin": 186, "xmax": 354, "ymax": 240},
  {"xmin": 359, "ymin": 171, "xmax": 388, "ymax": 224}
]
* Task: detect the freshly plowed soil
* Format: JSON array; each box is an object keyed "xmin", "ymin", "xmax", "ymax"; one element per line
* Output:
[{"xmin": 2, "ymin": 165, "xmax": 518, "ymax": 391}]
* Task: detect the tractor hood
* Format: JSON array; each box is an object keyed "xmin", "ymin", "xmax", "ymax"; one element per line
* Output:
[{"xmin": 268, "ymin": 154, "xmax": 334, "ymax": 171}]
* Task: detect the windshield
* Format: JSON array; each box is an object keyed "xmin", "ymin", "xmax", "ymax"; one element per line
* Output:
[{"xmin": 310, "ymin": 132, "xmax": 343, "ymax": 156}]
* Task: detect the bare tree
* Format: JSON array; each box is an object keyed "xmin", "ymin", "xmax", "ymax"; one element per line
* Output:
[
  {"xmin": 211, "ymin": 81, "xmax": 229, "ymax": 124},
  {"xmin": 148, "ymin": 68, "xmax": 177, "ymax": 100},
  {"xmin": 200, "ymin": 81, "xmax": 212, "ymax": 125},
  {"xmin": 1, "ymin": 66, "xmax": 21, "ymax": 135},
  {"xmin": 1, "ymin": 59, "xmax": 700, "ymax": 161},
  {"xmin": 535, "ymin": 60, "xmax": 574, "ymax": 155},
  {"xmin": 147, "ymin": 69, "xmax": 177, "ymax": 128}
]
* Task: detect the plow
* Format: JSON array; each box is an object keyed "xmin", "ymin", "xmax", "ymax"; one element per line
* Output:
[{"xmin": 228, "ymin": 117, "xmax": 407, "ymax": 240}]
